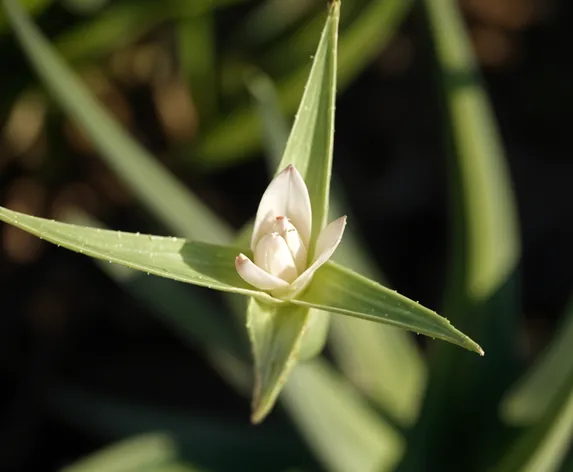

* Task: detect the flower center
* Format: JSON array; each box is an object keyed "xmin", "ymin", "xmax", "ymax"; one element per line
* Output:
[{"xmin": 271, "ymin": 216, "xmax": 308, "ymax": 272}]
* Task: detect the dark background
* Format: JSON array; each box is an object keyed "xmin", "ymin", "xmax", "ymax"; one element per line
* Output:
[{"xmin": 1, "ymin": 0, "xmax": 572, "ymax": 470}]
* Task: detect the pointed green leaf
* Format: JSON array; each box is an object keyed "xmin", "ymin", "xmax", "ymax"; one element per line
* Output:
[
  {"xmin": 283, "ymin": 359, "xmax": 404, "ymax": 472},
  {"xmin": 0, "ymin": 203, "xmax": 481, "ymax": 356},
  {"xmin": 244, "ymin": 1, "xmax": 340, "ymax": 422},
  {"xmin": 2, "ymin": 0, "xmax": 232, "ymax": 243},
  {"xmin": 293, "ymin": 262, "xmax": 484, "ymax": 355},
  {"xmin": 246, "ymin": 70, "xmax": 331, "ymax": 362},
  {"xmin": 195, "ymin": 0, "xmax": 413, "ymax": 167},
  {"xmin": 247, "ymin": 298, "xmax": 310, "ymax": 423},
  {"xmin": 248, "ymin": 70, "xmax": 426, "ymax": 426},
  {"xmin": 426, "ymin": 0, "xmax": 520, "ymax": 302},
  {"xmin": 0, "ymin": 206, "xmax": 273, "ymax": 302},
  {"xmin": 275, "ymin": 0, "xmax": 338, "ymax": 239},
  {"xmin": 501, "ymin": 296, "xmax": 573, "ymax": 425}
]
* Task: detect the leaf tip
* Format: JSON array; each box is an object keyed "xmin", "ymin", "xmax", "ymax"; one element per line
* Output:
[{"xmin": 250, "ymin": 398, "xmax": 271, "ymax": 425}]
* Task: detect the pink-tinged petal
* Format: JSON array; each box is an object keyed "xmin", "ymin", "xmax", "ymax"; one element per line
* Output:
[
  {"xmin": 254, "ymin": 233, "xmax": 298, "ymax": 283},
  {"xmin": 235, "ymin": 254, "xmax": 290, "ymax": 291},
  {"xmin": 251, "ymin": 165, "xmax": 312, "ymax": 250},
  {"xmin": 272, "ymin": 216, "xmax": 347, "ymax": 299},
  {"xmin": 272, "ymin": 216, "xmax": 308, "ymax": 272}
]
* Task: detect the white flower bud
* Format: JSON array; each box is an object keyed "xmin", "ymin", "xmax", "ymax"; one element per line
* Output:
[{"xmin": 235, "ymin": 165, "xmax": 346, "ymax": 299}]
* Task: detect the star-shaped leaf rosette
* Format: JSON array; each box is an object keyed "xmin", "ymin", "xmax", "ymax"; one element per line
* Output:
[{"xmin": 0, "ymin": 0, "xmax": 483, "ymax": 423}]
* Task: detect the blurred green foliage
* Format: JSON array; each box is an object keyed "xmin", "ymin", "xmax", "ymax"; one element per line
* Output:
[{"xmin": 0, "ymin": 0, "xmax": 572, "ymax": 471}]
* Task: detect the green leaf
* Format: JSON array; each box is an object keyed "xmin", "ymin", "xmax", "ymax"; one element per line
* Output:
[
  {"xmin": 0, "ymin": 205, "xmax": 271, "ymax": 302},
  {"xmin": 60, "ymin": 433, "xmax": 177, "ymax": 472},
  {"xmin": 0, "ymin": 203, "xmax": 482, "ymax": 355},
  {"xmin": 2, "ymin": 0, "xmax": 232, "ymax": 243},
  {"xmin": 0, "ymin": 203, "xmax": 482, "ymax": 418},
  {"xmin": 397, "ymin": 2, "xmax": 521, "ymax": 469},
  {"xmin": 275, "ymin": 0, "xmax": 338, "ymax": 243},
  {"xmin": 195, "ymin": 0, "xmax": 413, "ymax": 168},
  {"xmin": 294, "ymin": 262, "xmax": 484, "ymax": 356},
  {"xmin": 244, "ymin": 0, "xmax": 340, "ymax": 422},
  {"xmin": 283, "ymin": 359, "xmax": 404, "ymax": 472},
  {"xmin": 246, "ymin": 70, "xmax": 331, "ymax": 363},
  {"xmin": 501, "ymin": 297, "xmax": 573, "ymax": 425},
  {"xmin": 493, "ymin": 369, "xmax": 573, "ymax": 472},
  {"xmin": 247, "ymin": 69, "xmax": 426, "ymax": 426},
  {"xmin": 247, "ymin": 298, "xmax": 310, "ymax": 423},
  {"xmin": 425, "ymin": 0, "xmax": 520, "ymax": 303}
]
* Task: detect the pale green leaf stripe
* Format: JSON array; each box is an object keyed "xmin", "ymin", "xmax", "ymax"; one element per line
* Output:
[
  {"xmin": 294, "ymin": 262, "xmax": 484, "ymax": 355},
  {"xmin": 0, "ymin": 206, "xmax": 270, "ymax": 302},
  {"xmin": 247, "ymin": 299, "xmax": 309, "ymax": 423},
  {"xmin": 2, "ymin": 0, "xmax": 232, "ymax": 243},
  {"xmin": 501, "ymin": 297, "xmax": 573, "ymax": 425},
  {"xmin": 426, "ymin": 0, "xmax": 520, "ymax": 300},
  {"xmin": 277, "ymin": 0, "xmax": 338, "ymax": 241},
  {"xmin": 195, "ymin": 0, "xmax": 413, "ymax": 168},
  {"xmin": 60, "ymin": 433, "xmax": 176, "ymax": 472},
  {"xmin": 493, "ymin": 369, "xmax": 573, "ymax": 472},
  {"xmin": 283, "ymin": 359, "xmax": 404, "ymax": 472}
]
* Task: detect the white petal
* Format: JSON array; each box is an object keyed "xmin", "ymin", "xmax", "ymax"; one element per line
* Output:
[
  {"xmin": 312, "ymin": 216, "xmax": 347, "ymax": 264},
  {"xmin": 273, "ymin": 216, "xmax": 347, "ymax": 299},
  {"xmin": 235, "ymin": 254, "xmax": 290, "ymax": 291},
  {"xmin": 254, "ymin": 233, "xmax": 298, "ymax": 283},
  {"xmin": 251, "ymin": 165, "xmax": 312, "ymax": 250},
  {"xmin": 272, "ymin": 216, "xmax": 308, "ymax": 272}
]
